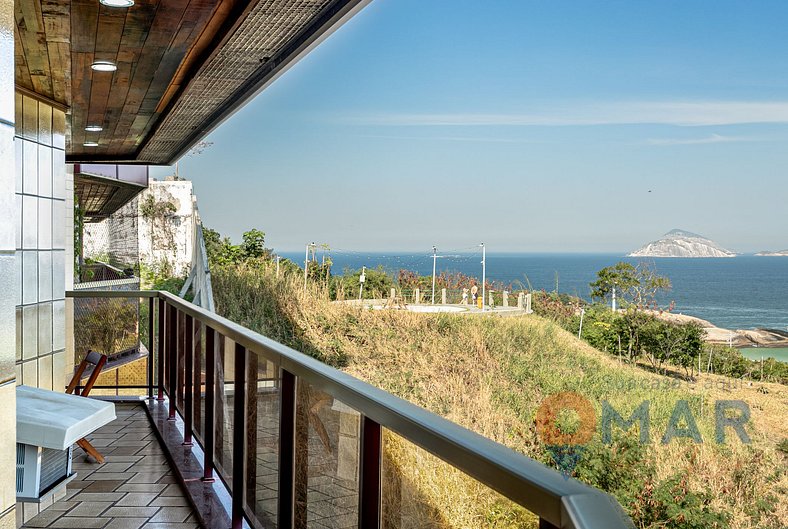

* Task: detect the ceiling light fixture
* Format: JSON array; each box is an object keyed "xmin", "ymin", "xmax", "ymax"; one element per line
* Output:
[
  {"xmin": 91, "ymin": 60, "xmax": 117, "ymax": 72},
  {"xmin": 85, "ymin": 125, "xmax": 103, "ymax": 132},
  {"xmin": 99, "ymin": 0, "xmax": 135, "ymax": 7},
  {"xmin": 83, "ymin": 142, "xmax": 99, "ymax": 147}
]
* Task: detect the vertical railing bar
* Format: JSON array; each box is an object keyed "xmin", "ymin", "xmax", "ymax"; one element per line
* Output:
[
  {"xmin": 202, "ymin": 325, "xmax": 216, "ymax": 482},
  {"xmin": 147, "ymin": 297, "xmax": 154, "ymax": 399},
  {"xmin": 358, "ymin": 415, "xmax": 382, "ymax": 529},
  {"xmin": 278, "ymin": 370, "xmax": 296, "ymax": 529},
  {"xmin": 183, "ymin": 314, "xmax": 194, "ymax": 446},
  {"xmin": 157, "ymin": 297, "xmax": 165, "ymax": 401},
  {"xmin": 193, "ymin": 320, "xmax": 202, "ymax": 439},
  {"xmin": 232, "ymin": 343, "xmax": 247, "ymax": 529},
  {"xmin": 178, "ymin": 310, "xmax": 186, "ymax": 411},
  {"xmin": 168, "ymin": 304, "xmax": 178, "ymax": 421}
]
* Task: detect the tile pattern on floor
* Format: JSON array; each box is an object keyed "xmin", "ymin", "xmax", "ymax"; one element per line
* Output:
[{"xmin": 22, "ymin": 404, "xmax": 200, "ymax": 529}]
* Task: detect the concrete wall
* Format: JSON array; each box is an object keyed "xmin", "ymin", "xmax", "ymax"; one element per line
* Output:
[
  {"xmin": 138, "ymin": 180, "xmax": 194, "ymax": 278},
  {"xmin": 83, "ymin": 179, "xmax": 195, "ymax": 279}
]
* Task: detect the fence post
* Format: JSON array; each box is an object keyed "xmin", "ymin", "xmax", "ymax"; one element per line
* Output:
[
  {"xmin": 525, "ymin": 293, "xmax": 533, "ymax": 313},
  {"xmin": 441, "ymin": 288, "xmax": 447, "ymax": 304},
  {"xmin": 503, "ymin": 291, "xmax": 509, "ymax": 307},
  {"xmin": 517, "ymin": 293, "xmax": 524, "ymax": 309},
  {"xmin": 415, "ymin": 288, "xmax": 420, "ymax": 304}
]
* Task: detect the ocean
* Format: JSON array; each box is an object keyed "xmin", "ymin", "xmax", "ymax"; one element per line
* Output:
[{"xmin": 280, "ymin": 252, "xmax": 788, "ymax": 331}]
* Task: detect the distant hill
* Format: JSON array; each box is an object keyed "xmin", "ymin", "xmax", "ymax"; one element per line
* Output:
[
  {"xmin": 629, "ymin": 229, "xmax": 736, "ymax": 258},
  {"xmin": 756, "ymin": 249, "xmax": 788, "ymax": 256}
]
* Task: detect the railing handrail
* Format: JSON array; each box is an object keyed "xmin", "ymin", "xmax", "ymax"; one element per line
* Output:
[{"xmin": 67, "ymin": 288, "xmax": 633, "ymax": 529}]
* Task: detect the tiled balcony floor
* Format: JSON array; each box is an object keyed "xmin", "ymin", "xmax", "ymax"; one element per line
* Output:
[{"xmin": 22, "ymin": 404, "xmax": 200, "ymax": 529}]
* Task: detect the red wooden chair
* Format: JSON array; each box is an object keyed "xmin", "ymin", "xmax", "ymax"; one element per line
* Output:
[{"xmin": 66, "ymin": 351, "xmax": 109, "ymax": 463}]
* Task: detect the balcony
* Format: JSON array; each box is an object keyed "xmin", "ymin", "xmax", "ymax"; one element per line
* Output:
[{"xmin": 53, "ymin": 289, "xmax": 633, "ymax": 529}]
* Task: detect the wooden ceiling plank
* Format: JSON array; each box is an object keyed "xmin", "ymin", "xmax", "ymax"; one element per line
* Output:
[
  {"xmin": 18, "ymin": 0, "xmax": 54, "ymax": 98},
  {"xmin": 113, "ymin": 0, "xmax": 191, "ymax": 153},
  {"xmin": 14, "ymin": 28, "xmax": 34, "ymax": 93},
  {"xmin": 70, "ymin": 52, "xmax": 93, "ymax": 153},
  {"xmin": 105, "ymin": 0, "xmax": 161, "ymax": 152},
  {"xmin": 85, "ymin": 5, "xmax": 127, "ymax": 148}
]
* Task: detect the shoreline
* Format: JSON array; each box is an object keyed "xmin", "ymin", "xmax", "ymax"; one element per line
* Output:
[{"xmin": 647, "ymin": 310, "xmax": 788, "ymax": 348}]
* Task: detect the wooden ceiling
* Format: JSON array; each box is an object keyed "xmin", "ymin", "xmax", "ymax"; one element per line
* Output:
[{"xmin": 14, "ymin": 0, "xmax": 370, "ymax": 165}]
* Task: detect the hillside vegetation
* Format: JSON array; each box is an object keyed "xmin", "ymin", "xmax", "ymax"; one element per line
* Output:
[{"xmin": 212, "ymin": 262, "xmax": 787, "ymax": 529}]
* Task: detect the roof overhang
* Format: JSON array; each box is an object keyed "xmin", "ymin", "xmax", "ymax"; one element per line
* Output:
[
  {"xmin": 15, "ymin": 0, "xmax": 370, "ymax": 165},
  {"xmin": 74, "ymin": 164, "xmax": 148, "ymax": 221}
]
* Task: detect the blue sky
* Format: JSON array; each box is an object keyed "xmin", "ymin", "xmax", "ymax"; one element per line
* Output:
[{"xmin": 151, "ymin": 0, "xmax": 788, "ymax": 253}]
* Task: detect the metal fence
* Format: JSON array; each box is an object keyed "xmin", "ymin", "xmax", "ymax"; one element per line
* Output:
[{"xmin": 67, "ymin": 289, "xmax": 633, "ymax": 529}]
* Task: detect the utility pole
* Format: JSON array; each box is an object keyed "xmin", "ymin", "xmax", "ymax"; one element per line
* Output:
[
  {"xmin": 358, "ymin": 266, "xmax": 366, "ymax": 300},
  {"xmin": 612, "ymin": 285, "xmax": 617, "ymax": 312},
  {"xmin": 431, "ymin": 246, "xmax": 437, "ymax": 305},
  {"xmin": 578, "ymin": 307, "xmax": 585, "ymax": 338},
  {"xmin": 303, "ymin": 242, "xmax": 315, "ymax": 293},
  {"xmin": 480, "ymin": 243, "xmax": 486, "ymax": 312}
]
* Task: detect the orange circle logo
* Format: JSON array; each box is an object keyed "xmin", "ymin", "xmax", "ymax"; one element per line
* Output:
[{"xmin": 535, "ymin": 392, "xmax": 596, "ymax": 446}]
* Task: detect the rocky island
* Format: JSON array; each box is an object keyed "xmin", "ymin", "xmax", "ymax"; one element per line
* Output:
[
  {"xmin": 629, "ymin": 229, "xmax": 736, "ymax": 258},
  {"xmin": 755, "ymin": 249, "xmax": 788, "ymax": 256}
]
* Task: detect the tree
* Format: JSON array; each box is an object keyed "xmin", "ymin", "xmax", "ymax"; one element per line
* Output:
[
  {"xmin": 590, "ymin": 262, "xmax": 639, "ymax": 304},
  {"xmin": 242, "ymin": 229, "xmax": 267, "ymax": 259},
  {"xmin": 590, "ymin": 261, "xmax": 671, "ymax": 310}
]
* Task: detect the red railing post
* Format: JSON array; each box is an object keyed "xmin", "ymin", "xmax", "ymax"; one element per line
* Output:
[
  {"xmin": 231, "ymin": 343, "xmax": 247, "ymax": 529},
  {"xmin": 168, "ymin": 305, "xmax": 178, "ymax": 420},
  {"xmin": 359, "ymin": 416, "xmax": 382, "ymax": 528},
  {"xmin": 202, "ymin": 326, "xmax": 216, "ymax": 482},
  {"xmin": 148, "ymin": 297, "xmax": 154, "ymax": 400},
  {"xmin": 183, "ymin": 313, "xmax": 194, "ymax": 446},
  {"xmin": 157, "ymin": 297, "xmax": 165, "ymax": 401},
  {"xmin": 278, "ymin": 370, "xmax": 296, "ymax": 528}
]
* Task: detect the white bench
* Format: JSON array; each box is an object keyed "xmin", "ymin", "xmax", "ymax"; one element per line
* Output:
[{"xmin": 16, "ymin": 385, "xmax": 116, "ymax": 502}]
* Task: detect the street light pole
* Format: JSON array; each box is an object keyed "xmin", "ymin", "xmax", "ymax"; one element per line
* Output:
[
  {"xmin": 303, "ymin": 242, "xmax": 315, "ymax": 293},
  {"xmin": 431, "ymin": 246, "xmax": 437, "ymax": 305},
  {"xmin": 480, "ymin": 243, "xmax": 486, "ymax": 312},
  {"xmin": 359, "ymin": 266, "xmax": 366, "ymax": 300}
]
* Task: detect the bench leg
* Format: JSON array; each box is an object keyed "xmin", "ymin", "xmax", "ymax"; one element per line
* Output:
[{"xmin": 77, "ymin": 438, "xmax": 105, "ymax": 464}]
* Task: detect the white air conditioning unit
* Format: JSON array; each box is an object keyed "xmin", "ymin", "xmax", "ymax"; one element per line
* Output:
[{"xmin": 16, "ymin": 443, "xmax": 74, "ymax": 502}]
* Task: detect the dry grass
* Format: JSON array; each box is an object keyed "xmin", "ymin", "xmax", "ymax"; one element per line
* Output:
[{"xmin": 213, "ymin": 263, "xmax": 787, "ymax": 529}]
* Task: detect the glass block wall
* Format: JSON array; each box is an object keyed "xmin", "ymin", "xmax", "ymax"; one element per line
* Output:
[
  {"xmin": 14, "ymin": 92, "xmax": 69, "ymax": 393},
  {"xmin": 1, "ymin": 0, "xmax": 16, "ymax": 523}
]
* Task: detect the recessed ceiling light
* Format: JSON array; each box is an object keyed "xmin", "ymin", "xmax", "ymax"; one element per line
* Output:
[
  {"xmin": 83, "ymin": 142, "xmax": 99, "ymax": 147},
  {"xmin": 85, "ymin": 125, "xmax": 103, "ymax": 132},
  {"xmin": 91, "ymin": 61, "xmax": 117, "ymax": 72},
  {"xmin": 100, "ymin": 0, "xmax": 134, "ymax": 7}
]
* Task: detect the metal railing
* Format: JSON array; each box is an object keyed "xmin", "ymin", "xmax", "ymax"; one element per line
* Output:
[{"xmin": 67, "ymin": 289, "xmax": 634, "ymax": 529}]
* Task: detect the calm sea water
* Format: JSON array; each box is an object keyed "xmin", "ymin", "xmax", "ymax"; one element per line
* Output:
[{"xmin": 281, "ymin": 252, "xmax": 788, "ymax": 331}]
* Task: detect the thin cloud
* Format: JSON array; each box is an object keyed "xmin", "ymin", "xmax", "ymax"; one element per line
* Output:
[
  {"xmin": 347, "ymin": 101, "xmax": 788, "ymax": 127},
  {"xmin": 644, "ymin": 134, "xmax": 757, "ymax": 146},
  {"xmin": 355, "ymin": 133, "xmax": 540, "ymax": 143}
]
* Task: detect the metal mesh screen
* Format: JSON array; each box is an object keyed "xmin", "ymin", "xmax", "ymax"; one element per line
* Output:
[{"xmin": 79, "ymin": 196, "xmax": 140, "ymax": 288}]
